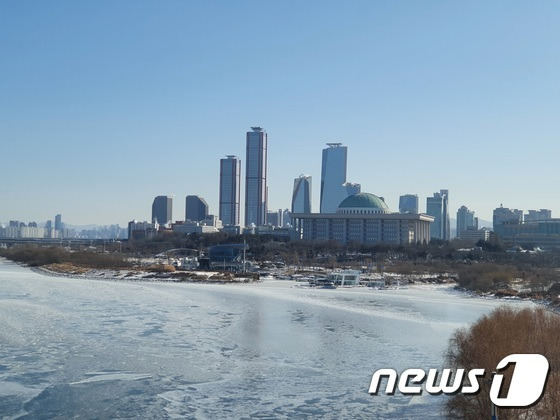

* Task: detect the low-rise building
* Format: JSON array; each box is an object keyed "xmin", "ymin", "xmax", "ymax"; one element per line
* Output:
[
  {"xmin": 458, "ymin": 227, "xmax": 490, "ymax": 242},
  {"xmin": 494, "ymin": 218, "xmax": 560, "ymax": 248},
  {"xmin": 172, "ymin": 216, "xmax": 223, "ymax": 235},
  {"xmin": 208, "ymin": 243, "xmax": 248, "ymax": 270}
]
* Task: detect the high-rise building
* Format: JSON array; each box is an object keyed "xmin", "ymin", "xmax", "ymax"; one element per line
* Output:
[
  {"xmin": 245, "ymin": 127, "xmax": 268, "ymax": 226},
  {"xmin": 152, "ymin": 196, "xmax": 173, "ymax": 225},
  {"xmin": 267, "ymin": 210, "xmax": 280, "ymax": 227},
  {"xmin": 344, "ymin": 182, "xmax": 361, "ymax": 197},
  {"xmin": 292, "ymin": 175, "xmax": 312, "ymax": 214},
  {"xmin": 457, "ymin": 205, "xmax": 477, "ymax": 237},
  {"xmin": 320, "ymin": 143, "xmax": 361, "ymax": 213},
  {"xmin": 493, "ymin": 205, "xmax": 523, "ymax": 229},
  {"xmin": 426, "ymin": 190, "xmax": 450, "ymax": 240},
  {"xmin": 440, "ymin": 189, "xmax": 450, "ymax": 240},
  {"xmin": 219, "ymin": 155, "xmax": 241, "ymax": 226},
  {"xmin": 399, "ymin": 194, "xmax": 419, "ymax": 214},
  {"xmin": 55, "ymin": 214, "xmax": 62, "ymax": 231},
  {"xmin": 185, "ymin": 195, "xmax": 209, "ymax": 222},
  {"xmin": 427, "ymin": 194, "xmax": 443, "ymax": 240},
  {"xmin": 282, "ymin": 209, "xmax": 291, "ymax": 227},
  {"xmin": 266, "ymin": 209, "xmax": 285, "ymax": 227}
]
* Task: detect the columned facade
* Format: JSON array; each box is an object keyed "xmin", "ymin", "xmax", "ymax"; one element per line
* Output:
[{"xmin": 291, "ymin": 212, "xmax": 433, "ymax": 245}]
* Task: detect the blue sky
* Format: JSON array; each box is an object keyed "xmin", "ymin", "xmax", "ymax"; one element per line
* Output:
[{"xmin": 1, "ymin": 1, "xmax": 559, "ymax": 226}]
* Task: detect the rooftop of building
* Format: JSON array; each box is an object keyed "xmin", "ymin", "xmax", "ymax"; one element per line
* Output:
[{"xmin": 337, "ymin": 193, "xmax": 389, "ymax": 211}]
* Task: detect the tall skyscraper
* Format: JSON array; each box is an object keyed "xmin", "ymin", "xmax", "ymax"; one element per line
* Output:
[
  {"xmin": 292, "ymin": 175, "xmax": 312, "ymax": 214},
  {"xmin": 245, "ymin": 127, "xmax": 268, "ymax": 226},
  {"xmin": 55, "ymin": 214, "xmax": 62, "ymax": 231},
  {"xmin": 399, "ymin": 194, "xmax": 419, "ymax": 214},
  {"xmin": 219, "ymin": 155, "xmax": 241, "ymax": 226},
  {"xmin": 440, "ymin": 189, "xmax": 450, "ymax": 240},
  {"xmin": 320, "ymin": 143, "xmax": 361, "ymax": 213},
  {"xmin": 152, "ymin": 196, "xmax": 173, "ymax": 225},
  {"xmin": 457, "ymin": 205, "xmax": 476, "ymax": 237},
  {"xmin": 426, "ymin": 190, "xmax": 450, "ymax": 240},
  {"xmin": 427, "ymin": 194, "xmax": 443, "ymax": 240},
  {"xmin": 185, "ymin": 195, "xmax": 209, "ymax": 222}
]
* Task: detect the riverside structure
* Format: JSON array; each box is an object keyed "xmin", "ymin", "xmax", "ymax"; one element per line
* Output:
[{"xmin": 292, "ymin": 192, "xmax": 433, "ymax": 245}]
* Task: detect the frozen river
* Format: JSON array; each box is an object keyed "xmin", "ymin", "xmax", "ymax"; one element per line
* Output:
[{"xmin": 0, "ymin": 258, "xmax": 529, "ymax": 419}]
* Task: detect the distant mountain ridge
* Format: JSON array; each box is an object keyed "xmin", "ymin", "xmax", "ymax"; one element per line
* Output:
[{"xmin": 450, "ymin": 218, "xmax": 493, "ymax": 229}]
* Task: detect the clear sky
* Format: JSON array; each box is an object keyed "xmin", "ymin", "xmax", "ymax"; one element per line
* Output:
[{"xmin": 1, "ymin": 1, "xmax": 559, "ymax": 226}]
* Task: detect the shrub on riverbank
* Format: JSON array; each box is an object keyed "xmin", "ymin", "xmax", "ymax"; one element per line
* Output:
[
  {"xmin": 0, "ymin": 246, "xmax": 131, "ymax": 269},
  {"xmin": 146, "ymin": 264, "xmax": 175, "ymax": 273},
  {"xmin": 0, "ymin": 246, "xmax": 62, "ymax": 266},
  {"xmin": 43, "ymin": 263, "xmax": 90, "ymax": 275},
  {"xmin": 456, "ymin": 263, "xmax": 518, "ymax": 292},
  {"xmin": 445, "ymin": 306, "xmax": 560, "ymax": 419}
]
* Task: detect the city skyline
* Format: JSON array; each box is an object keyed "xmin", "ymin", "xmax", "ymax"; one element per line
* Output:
[
  {"xmin": 2, "ymin": 2, "xmax": 560, "ymax": 225},
  {"xmin": 0, "ymin": 133, "xmax": 556, "ymax": 228}
]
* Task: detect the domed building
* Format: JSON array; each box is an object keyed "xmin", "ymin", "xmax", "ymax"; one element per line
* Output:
[
  {"xmin": 336, "ymin": 193, "xmax": 390, "ymax": 215},
  {"xmin": 291, "ymin": 192, "xmax": 434, "ymax": 245}
]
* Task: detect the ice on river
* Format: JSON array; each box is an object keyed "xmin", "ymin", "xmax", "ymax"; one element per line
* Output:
[{"xmin": 0, "ymin": 258, "xmax": 531, "ymax": 419}]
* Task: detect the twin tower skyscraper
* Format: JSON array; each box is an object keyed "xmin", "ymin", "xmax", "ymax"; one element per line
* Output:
[
  {"xmin": 219, "ymin": 127, "xmax": 267, "ymax": 227},
  {"xmin": 219, "ymin": 129, "xmax": 359, "ymax": 228}
]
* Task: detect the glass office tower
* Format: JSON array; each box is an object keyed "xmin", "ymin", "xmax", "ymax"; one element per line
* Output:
[
  {"xmin": 152, "ymin": 196, "xmax": 173, "ymax": 225},
  {"xmin": 426, "ymin": 190, "xmax": 450, "ymax": 240},
  {"xmin": 185, "ymin": 195, "xmax": 209, "ymax": 222},
  {"xmin": 292, "ymin": 175, "xmax": 312, "ymax": 214},
  {"xmin": 399, "ymin": 194, "xmax": 419, "ymax": 214},
  {"xmin": 245, "ymin": 127, "xmax": 268, "ymax": 226},
  {"xmin": 219, "ymin": 156, "xmax": 241, "ymax": 226},
  {"xmin": 320, "ymin": 143, "xmax": 361, "ymax": 213}
]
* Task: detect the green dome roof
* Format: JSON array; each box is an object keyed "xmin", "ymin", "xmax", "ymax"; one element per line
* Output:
[{"xmin": 338, "ymin": 193, "xmax": 389, "ymax": 210}]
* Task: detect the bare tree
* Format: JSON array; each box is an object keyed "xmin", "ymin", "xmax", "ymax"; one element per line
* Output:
[{"xmin": 445, "ymin": 306, "xmax": 560, "ymax": 419}]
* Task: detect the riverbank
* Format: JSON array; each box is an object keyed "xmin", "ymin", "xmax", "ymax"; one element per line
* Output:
[
  {"xmin": 28, "ymin": 262, "xmax": 258, "ymax": 284},
  {"xmin": 5, "ymin": 254, "xmax": 559, "ymax": 311}
]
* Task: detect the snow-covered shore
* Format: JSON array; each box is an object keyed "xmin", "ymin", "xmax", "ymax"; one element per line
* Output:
[{"xmin": 30, "ymin": 264, "xmax": 257, "ymax": 284}]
